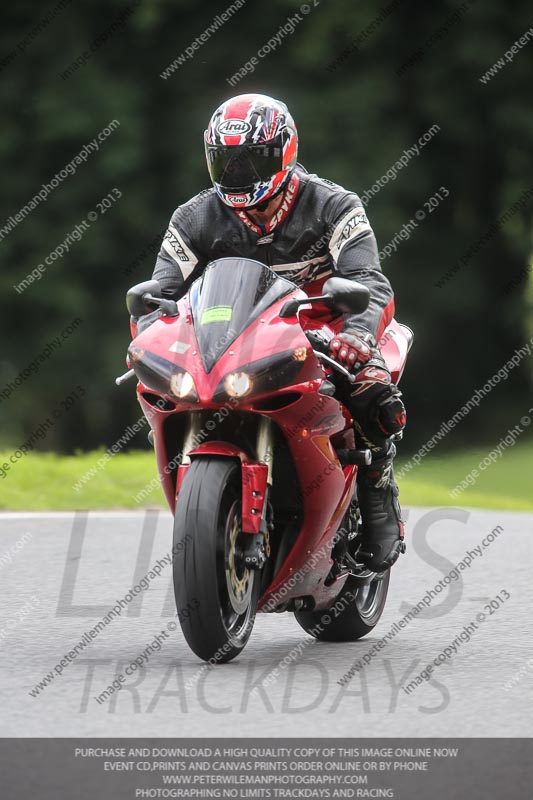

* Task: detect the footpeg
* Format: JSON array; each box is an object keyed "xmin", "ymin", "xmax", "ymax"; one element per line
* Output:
[{"xmin": 325, "ymin": 549, "xmax": 375, "ymax": 585}]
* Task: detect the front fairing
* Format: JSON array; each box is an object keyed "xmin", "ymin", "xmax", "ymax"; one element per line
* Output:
[{"xmin": 128, "ymin": 258, "xmax": 322, "ymax": 404}]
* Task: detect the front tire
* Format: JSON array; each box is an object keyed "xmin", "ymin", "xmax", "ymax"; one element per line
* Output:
[
  {"xmin": 173, "ymin": 458, "xmax": 260, "ymax": 662},
  {"xmin": 294, "ymin": 571, "xmax": 390, "ymax": 642}
]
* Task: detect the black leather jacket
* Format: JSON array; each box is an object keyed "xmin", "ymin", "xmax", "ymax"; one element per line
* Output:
[{"xmin": 151, "ymin": 165, "xmax": 394, "ymax": 338}]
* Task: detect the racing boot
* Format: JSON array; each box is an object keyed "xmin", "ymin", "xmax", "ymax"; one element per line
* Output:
[{"xmin": 356, "ymin": 442, "xmax": 405, "ymax": 571}]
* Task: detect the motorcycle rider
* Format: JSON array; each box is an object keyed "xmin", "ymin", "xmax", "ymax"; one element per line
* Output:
[{"xmin": 136, "ymin": 93, "xmax": 406, "ymax": 572}]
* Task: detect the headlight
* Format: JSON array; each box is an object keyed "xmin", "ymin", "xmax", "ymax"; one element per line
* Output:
[
  {"xmin": 224, "ymin": 371, "xmax": 252, "ymax": 398},
  {"xmin": 128, "ymin": 345, "xmax": 198, "ymax": 402},
  {"xmin": 170, "ymin": 371, "xmax": 196, "ymax": 399},
  {"xmin": 213, "ymin": 349, "xmax": 307, "ymax": 403}
]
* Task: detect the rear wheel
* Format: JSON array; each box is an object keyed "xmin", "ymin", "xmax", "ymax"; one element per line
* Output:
[
  {"xmin": 294, "ymin": 571, "xmax": 390, "ymax": 641},
  {"xmin": 173, "ymin": 458, "xmax": 261, "ymax": 662}
]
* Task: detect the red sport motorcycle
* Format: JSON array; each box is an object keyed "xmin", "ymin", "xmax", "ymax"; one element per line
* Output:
[{"xmin": 120, "ymin": 257, "xmax": 412, "ymax": 663}]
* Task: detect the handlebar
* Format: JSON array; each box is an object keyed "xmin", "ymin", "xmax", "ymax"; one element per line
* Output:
[{"xmin": 115, "ymin": 369, "xmax": 135, "ymax": 386}]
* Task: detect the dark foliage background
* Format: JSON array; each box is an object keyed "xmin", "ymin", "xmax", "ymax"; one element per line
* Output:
[{"xmin": 1, "ymin": 0, "xmax": 532, "ymax": 454}]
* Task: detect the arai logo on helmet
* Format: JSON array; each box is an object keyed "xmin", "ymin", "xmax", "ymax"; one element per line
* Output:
[
  {"xmin": 226, "ymin": 194, "xmax": 248, "ymax": 205},
  {"xmin": 217, "ymin": 119, "xmax": 252, "ymax": 136}
]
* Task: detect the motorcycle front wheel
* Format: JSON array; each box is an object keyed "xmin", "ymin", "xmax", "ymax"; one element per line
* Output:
[{"xmin": 173, "ymin": 457, "xmax": 261, "ymax": 663}]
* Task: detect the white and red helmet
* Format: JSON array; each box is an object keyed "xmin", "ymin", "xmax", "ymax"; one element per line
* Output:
[{"xmin": 204, "ymin": 93, "xmax": 298, "ymax": 209}]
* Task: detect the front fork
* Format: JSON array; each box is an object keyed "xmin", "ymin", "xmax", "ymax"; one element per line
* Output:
[
  {"xmin": 256, "ymin": 416, "xmax": 274, "ymax": 483},
  {"xmin": 241, "ymin": 416, "xmax": 274, "ymax": 569},
  {"xmin": 178, "ymin": 413, "xmax": 274, "ymax": 569}
]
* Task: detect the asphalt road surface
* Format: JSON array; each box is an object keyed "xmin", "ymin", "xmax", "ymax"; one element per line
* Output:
[{"xmin": 1, "ymin": 507, "xmax": 531, "ymax": 737}]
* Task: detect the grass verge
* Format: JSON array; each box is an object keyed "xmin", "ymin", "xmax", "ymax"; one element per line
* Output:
[{"xmin": 0, "ymin": 441, "xmax": 531, "ymax": 511}]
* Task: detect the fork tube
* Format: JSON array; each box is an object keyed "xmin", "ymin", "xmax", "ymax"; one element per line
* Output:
[
  {"xmin": 256, "ymin": 416, "xmax": 274, "ymax": 484},
  {"xmin": 181, "ymin": 413, "xmax": 203, "ymax": 464}
]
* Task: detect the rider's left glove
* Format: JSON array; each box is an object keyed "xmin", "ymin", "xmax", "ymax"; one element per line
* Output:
[{"xmin": 328, "ymin": 328, "xmax": 376, "ymax": 372}]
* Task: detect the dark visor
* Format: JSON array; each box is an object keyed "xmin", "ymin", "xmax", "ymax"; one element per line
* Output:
[{"xmin": 206, "ymin": 134, "xmax": 284, "ymax": 189}]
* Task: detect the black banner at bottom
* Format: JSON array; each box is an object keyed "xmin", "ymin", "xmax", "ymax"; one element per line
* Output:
[{"xmin": 2, "ymin": 738, "xmax": 531, "ymax": 799}]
